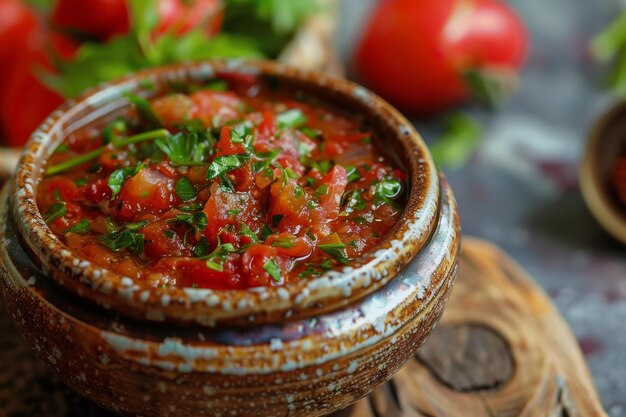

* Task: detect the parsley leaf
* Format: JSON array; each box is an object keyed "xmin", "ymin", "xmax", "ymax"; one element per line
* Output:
[
  {"xmin": 108, "ymin": 164, "xmax": 145, "ymax": 199},
  {"xmin": 372, "ymin": 179, "xmax": 403, "ymax": 209},
  {"xmin": 155, "ymin": 131, "xmax": 211, "ymax": 166},
  {"xmin": 345, "ymin": 165, "xmax": 361, "ymax": 182},
  {"xmin": 263, "ymin": 258, "xmax": 282, "ymax": 282},
  {"xmin": 318, "ymin": 234, "xmax": 349, "ymax": 264},
  {"xmin": 168, "ymin": 212, "xmax": 207, "ymax": 234},
  {"xmin": 175, "ymin": 177, "xmax": 197, "ymax": 201},
  {"xmin": 44, "ymin": 202, "xmax": 66, "ymax": 224},
  {"xmin": 277, "ymin": 109, "xmax": 308, "ymax": 129},
  {"xmin": 206, "ymin": 153, "xmax": 250, "ymax": 179},
  {"xmin": 99, "ymin": 229, "xmax": 145, "ymax": 253},
  {"xmin": 342, "ymin": 190, "xmax": 367, "ymax": 214},
  {"xmin": 126, "ymin": 94, "xmax": 164, "ymax": 129},
  {"xmin": 64, "ymin": 219, "xmax": 91, "ymax": 235},
  {"xmin": 198, "ymin": 240, "xmax": 237, "ymax": 271}
]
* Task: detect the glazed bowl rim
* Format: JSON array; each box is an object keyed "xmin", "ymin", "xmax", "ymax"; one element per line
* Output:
[
  {"xmin": 580, "ymin": 101, "xmax": 626, "ymax": 244},
  {"xmin": 11, "ymin": 59, "xmax": 440, "ymax": 324}
]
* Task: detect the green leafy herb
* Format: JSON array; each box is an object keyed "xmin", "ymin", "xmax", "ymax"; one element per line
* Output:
[
  {"xmin": 44, "ymin": 202, "xmax": 66, "ymax": 224},
  {"xmin": 311, "ymin": 159, "xmax": 333, "ymax": 174},
  {"xmin": 227, "ymin": 209, "xmax": 241, "ymax": 216},
  {"xmin": 206, "ymin": 153, "xmax": 250, "ymax": 179},
  {"xmin": 108, "ymin": 164, "xmax": 145, "ymax": 199},
  {"xmin": 175, "ymin": 177, "xmax": 197, "ymax": 201},
  {"xmin": 372, "ymin": 178, "xmax": 403, "ymax": 209},
  {"xmin": 126, "ymin": 94, "xmax": 164, "ymax": 129},
  {"xmin": 277, "ymin": 109, "xmax": 308, "ymax": 129},
  {"xmin": 300, "ymin": 126, "xmax": 321, "ymax": 139},
  {"xmin": 179, "ymin": 202, "xmax": 204, "ymax": 212},
  {"xmin": 345, "ymin": 165, "xmax": 361, "ymax": 182},
  {"xmin": 64, "ymin": 219, "xmax": 91, "ymax": 235},
  {"xmin": 317, "ymin": 183, "xmax": 329, "ymax": 196},
  {"xmin": 271, "ymin": 236, "xmax": 295, "ymax": 249},
  {"xmin": 125, "ymin": 220, "xmax": 149, "ymax": 231},
  {"xmin": 239, "ymin": 224, "xmax": 259, "ymax": 243},
  {"xmin": 102, "ymin": 119, "xmax": 127, "ymax": 145},
  {"xmin": 430, "ymin": 112, "xmax": 482, "ymax": 169},
  {"xmin": 318, "ymin": 242, "xmax": 349, "ymax": 264},
  {"xmin": 193, "ymin": 236, "xmax": 211, "ymax": 258},
  {"xmin": 205, "ymin": 79, "xmax": 228, "ymax": 91},
  {"xmin": 163, "ymin": 230, "xmax": 176, "ymax": 239},
  {"xmin": 53, "ymin": 143, "xmax": 69, "ymax": 154},
  {"xmin": 592, "ymin": 9, "xmax": 626, "ymax": 96},
  {"xmin": 263, "ymin": 258, "xmax": 282, "ymax": 282},
  {"xmin": 46, "ymin": 129, "xmax": 169, "ymax": 176},
  {"xmin": 74, "ymin": 178, "xmax": 88, "ymax": 187},
  {"xmin": 169, "ymin": 212, "xmax": 208, "ymax": 234},
  {"xmin": 342, "ymin": 190, "xmax": 367, "ymax": 214},
  {"xmin": 259, "ymin": 224, "xmax": 275, "ymax": 241},
  {"xmin": 155, "ymin": 131, "xmax": 208, "ymax": 166},
  {"xmin": 99, "ymin": 229, "xmax": 145, "ymax": 253},
  {"xmin": 199, "ymin": 240, "xmax": 237, "ymax": 271}
]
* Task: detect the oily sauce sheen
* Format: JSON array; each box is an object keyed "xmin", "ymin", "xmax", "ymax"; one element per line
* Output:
[{"xmin": 38, "ymin": 74, "xmax": 407, "ymax": 289}]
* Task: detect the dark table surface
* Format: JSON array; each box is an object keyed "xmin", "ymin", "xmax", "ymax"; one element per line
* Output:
[{"xmin": 340, "ymin": 0, "xmax": 626, "ymax": 414}]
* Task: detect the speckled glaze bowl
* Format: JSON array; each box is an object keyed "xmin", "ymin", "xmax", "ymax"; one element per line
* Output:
[{"xmin": 0, "ymin": 60, "xmax": 460, "ymax": 417}]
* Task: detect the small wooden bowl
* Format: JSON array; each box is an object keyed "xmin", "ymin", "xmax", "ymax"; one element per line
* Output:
[
  {"xmin": 0, "ymin": 60, "xmax": 460, "ymax": 416},
  {"xmin": 581, "ymin": 101, "xmax": 626, "ymax": 244}
]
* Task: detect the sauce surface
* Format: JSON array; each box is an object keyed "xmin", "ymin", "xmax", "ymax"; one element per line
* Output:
[{"xmin": 38, "ymin": 74, "xmax": 406, "ymax": 289}]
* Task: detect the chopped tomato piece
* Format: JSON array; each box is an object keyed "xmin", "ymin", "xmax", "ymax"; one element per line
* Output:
[{"xmin": 113, "ymin": 167, "xmax": 176, "ymax": 222}]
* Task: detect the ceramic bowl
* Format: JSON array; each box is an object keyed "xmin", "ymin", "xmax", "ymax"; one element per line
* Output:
[
  {"xmin": 0, "ymin": 60, "xmax": 460, "ymax": 417},
  {"xmin": 581, "ymin": 101, "xmax": 626, "ymax": 244}
]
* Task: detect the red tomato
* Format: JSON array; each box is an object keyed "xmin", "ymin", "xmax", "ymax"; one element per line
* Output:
[
  {"xmin": 52, "ymin": 0, "xmax": 129, "ymax": 41},
  {"xmin": 203, "ymin": 183, "xmax": 262, "ymax": 245},
  {"xmin": 169, "ymin": 256, "xmax": 246, "ymax": 289},
  {"xmin": 317, "ymin": 165, "xmax": 348, "ymax": 220},
  {"xmin": 113, "ymin": 168, "xmax": 177, "ymax": 221},
  {"xmin": 0, "ymin": 0, "xmax": 40, "ymax": 81},
  {"xmin": 152, "ymin": 0, "xmax": 223, "ymax": 38},
  {"xmin": 355, "ymin": 0, "xmax": 528, "ymax": 114},
  {"xmin": 0, "ymin": 48, "xmax": 65, "ymax": 147},
  {"xmin": 85, "ymin": 179, "xmax": 113, "ymax": 203},
  {"xmin": 52, "ymin": 0, "xmax": 222, "ymax": 41},
  {"xmin": 142, "ymin": 221, "xmax": 186, "ymax": 259},
  {"xmin": 241, "ymin": 244, "xmax": 286, "ymax": 287}
]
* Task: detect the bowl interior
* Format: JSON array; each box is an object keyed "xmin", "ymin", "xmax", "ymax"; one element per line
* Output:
[{"xmin": 11, "ymin": 60, "xmax": 441, "ymax": 325}]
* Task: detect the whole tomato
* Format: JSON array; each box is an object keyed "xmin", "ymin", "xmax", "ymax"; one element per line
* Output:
[
  {"xmin": 52, "ymin": 0, "xmax": 222, "ymax": 41},
  {"xmin": 0, "ymin": 31, "xmax": 78, "ymax": 147},
  {"xmin": 354, "ymin": 0, "xmax": 528, "ymax": 114},
  {"xmin": 0, "ymin": 0, "xmax": 40, "ymax": 81}
]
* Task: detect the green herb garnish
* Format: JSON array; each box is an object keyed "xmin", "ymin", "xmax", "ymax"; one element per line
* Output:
[
  {"xmin": 372, "ymin": 178, "xmax": 403, "ymax": 209},
  {"xmin": 175, "ymin": 177, "xmax": 197, "ymax": 201},
  {"xmin": 64, "ymin": 219, "xmax": 91, "ymax": 235},
  {"xmin": 126, "ymin": 93, "xmax": 164, "ymax": 129},
  {"xmin": 263, "ymin": 258, "xmax": 282, "ymax": 281},
  {"xmin": 108, "ymin": 163, "xmax": 145, "ymax": 199},
  {"xmin": 277, "ymin": 108, "xmax": 308, "ymax": 129},
  {"xmin": 44, "ymin": 202, "xmax": 66, "ymax": 224},
  {"xmin": 206, "ymin": 153, "xmax": 250, "ymax": 179},
  {"xmin": 99, "ymin": 229, "xmax": 145, "ymax": 253}
]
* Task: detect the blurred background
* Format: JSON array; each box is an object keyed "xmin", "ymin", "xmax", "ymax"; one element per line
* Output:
[{"xmin": 1, "ymin": 0, "xmax": 626, "ymax": 412}]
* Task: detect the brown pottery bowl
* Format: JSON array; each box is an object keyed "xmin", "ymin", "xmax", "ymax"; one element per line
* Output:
[
  {"xmin": 0, "ymin": 60, "xmax": 460, "ymax": 417},
  {"xmin": 581, "ymin": 101, "xmax": 626, "ymax": 244}
]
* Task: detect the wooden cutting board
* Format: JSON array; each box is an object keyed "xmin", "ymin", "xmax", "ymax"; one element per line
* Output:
[{"xmin": 0, "ymin": 238, "xmax": 607, "ymax": 417}]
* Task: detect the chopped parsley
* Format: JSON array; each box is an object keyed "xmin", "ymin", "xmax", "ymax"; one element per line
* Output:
[
  {"xmin": 263, "ymin": 258, "xmax": 282, "ymax": 282},
  {"xmin": 64, "ymin": 219, "xmax": 91, "ymax": 235},
  {"xmin": 44, "ymin": 202, "xmax": 66, "ymax": 224}
]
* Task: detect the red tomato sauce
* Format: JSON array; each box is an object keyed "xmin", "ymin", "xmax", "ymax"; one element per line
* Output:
[{"xmin": 38, "ymin": 75, "xmax": 407, "ymax": 289}]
